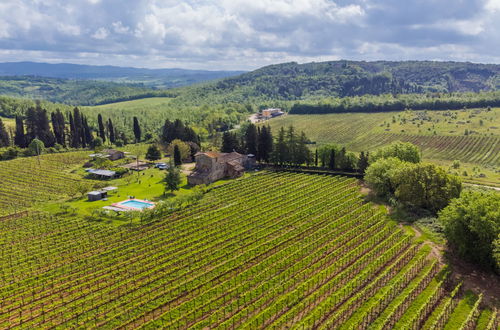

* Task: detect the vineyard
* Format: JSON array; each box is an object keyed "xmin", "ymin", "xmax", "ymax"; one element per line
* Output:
[
  {"xmin": 349, "ymin": 133, "xmax": 500, "ymax": 166},
  {"xmin": 0, "ymin": 172, "xmax": 496, "ymax": 329},
  {"xmin": 0, "ymin": 152, "xmax": 92, "ymax": 216}
]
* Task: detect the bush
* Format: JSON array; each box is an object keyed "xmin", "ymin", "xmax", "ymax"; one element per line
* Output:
[{"xmin": 439, "ymin": 191, "xmax": 500, "ymax": 271}]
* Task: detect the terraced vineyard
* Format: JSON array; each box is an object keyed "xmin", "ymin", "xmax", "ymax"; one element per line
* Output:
[
  {"xmin": 0, "ymin": 152, "xmax": 92, "ymax": 216},
  {"xmin": 0, "ymin": 172, "xmax": 496, "ymax": 329}
]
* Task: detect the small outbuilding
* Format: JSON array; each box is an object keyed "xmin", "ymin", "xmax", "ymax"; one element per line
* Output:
[
  {"xmin": 86, "ymin": 169, "xmax": 117, "ymax": 179},
  {"xmin": 88, "ymin": 191, "xmax": 108, "ymax": 201}
]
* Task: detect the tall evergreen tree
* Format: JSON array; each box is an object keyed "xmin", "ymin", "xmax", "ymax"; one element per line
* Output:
[
  {"xmin": 0, "ymin": 118, "xmax": 10, "ymax": 147},
  {"xmin": 82, "ymin": 115, "xmax": 93, "ymax": 148},
  {"xmin": 133, "ymin": 116, "xmax": 141, "ymax": 143},
  {"xmin": 51, "ymin": 110, "xmax": 66, "ymax": 146},
  {"xmin": 173, "ymin": 119, "xmax": 185, "ymax": 141},
  {"xmin": 173, "ymin": 145, "xmax": 182, "ymax": 166},
  {"xmin": 329, "ymin": 149, "xmax": 336, "ymax": 170},
  {"xmin": 108, "ymin": 118, "xmax": 116, "ymax": 144},
  {"xmin": 273, "ymin": 127, "xmax": 287, "ymax": 165},
  {"xmin": 161, "ymin": 119, "xmax": 174, "ymax": 144},
  {"xmin": 358, "ymin": 151, "xmax": 370, "ymax": 174},
  {"xmin": 69, "ymin": 112, "xmax": 77, "ymax": 148},
  {"xmin": 257, "ymin": 125, "xmax": 273, "ymax": 163},
  {"xmin": 97, "ymin": 114, "xmax": 106, "ymax": 142},
  {"xmin": 244, "ymin": 123, "xmax": 258, "ymax": 155},
  {"xmin": 14, "ymin": 116, "xmax": 26, "ymax": 148},
  {"xmin": 25, "ymin": 107, "xmax": 37, "ymax": 143},
  {"xmin": 36, "ymin": 108, "xmax": 55, "ymax": 147},
  {"xmin": 221, "ymin": 131, "xmax": 239, "ymax": 153},
  {"xmin": 71, "ymin": 108, "xmax": 83, "ymax": 148},
  {"xmin": 286, "ymin": 126, "xmax": 297, "ymax": 164},
  {"xmin": 315, "ymin": 149, "xmax": 318, "ymax": 166}
]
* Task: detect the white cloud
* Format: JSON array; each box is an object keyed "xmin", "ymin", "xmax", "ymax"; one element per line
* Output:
[
  {"xmin": 0, "ymin": 0, "xmax": 498, "ymax": 70},
  {"xmin": 91, "ymin": 27, "xmax": 109, "ymax": 40}
]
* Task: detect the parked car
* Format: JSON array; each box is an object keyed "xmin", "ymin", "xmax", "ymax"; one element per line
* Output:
[{"xmin": 155, "ymin": 162, "xmax": 169, "ymax": 170}]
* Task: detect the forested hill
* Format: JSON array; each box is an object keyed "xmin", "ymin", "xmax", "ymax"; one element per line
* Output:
[
  {"xmin": 0, "ymin": 62, "xmax": 244, "ymax": 89},
  {"xmin": 178, "ymin": 60, "xmax": 500, "ymax": 105},
  {"xmin": 0, "ymin": 76, "xmax": 176, "ymax": 106}
]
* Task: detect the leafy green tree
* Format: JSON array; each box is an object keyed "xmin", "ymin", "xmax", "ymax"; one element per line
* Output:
[
  {"xmin": 164, "ymin": 162, "xmax": 182, "ymax": 194},
  {"xmin": 28, "ymin": 138, "xmax": 45, "ymax": 156},
  {"xmin": 92, "ymin": 137, "xmax": 103, "ymax": 150},
  {"xmin": 173, "ymin": 145, "xmax": 182, "ymax": 166},
  {"xmin": 394, "ymin": 163, "xmax": 461, "ymax": 212},
  {"xmin": 145, "ymin": 144, "xmax": 161, "ymax": 161},
  {"xmin": 365, "ymin": 157, "xmax": 405, "ymax": 198},
  {"xmin": 0, "ymin": 118, "xmax": 10, "ymax": 147},
  {"xmin": 372, "ymin": 141, "xmax": 421, "ymax": 163},
  {"xmin": 439, "ymin": 191, "xmax": 500, "ymax": 271},
  {"xmin": 167, "ymin": 139, "xmax": 191, "ymax": 161}
]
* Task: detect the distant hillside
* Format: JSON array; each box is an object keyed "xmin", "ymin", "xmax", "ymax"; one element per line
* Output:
[
  {"xmin": 177, "ymin": 60, "xmax": 500, "ymax": 105},
  {"xmin": 0, "ymin": 62, "xmax": 244, "ymax": 89}
]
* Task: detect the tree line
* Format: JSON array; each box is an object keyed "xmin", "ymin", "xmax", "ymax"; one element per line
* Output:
[{"xmin": 289, "ymin": 92, "xmax": 500, "ymax": 114}]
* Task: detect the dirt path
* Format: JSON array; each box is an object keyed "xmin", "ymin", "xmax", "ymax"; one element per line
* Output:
[{"xmin": 464, "ymin": 183, "xmax": 500, "ymax": 191}]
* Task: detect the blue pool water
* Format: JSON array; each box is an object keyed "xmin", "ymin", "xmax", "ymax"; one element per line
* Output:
[{"xmin": 120, "ymin": 200, "xmax": 154, "ymax": 209}]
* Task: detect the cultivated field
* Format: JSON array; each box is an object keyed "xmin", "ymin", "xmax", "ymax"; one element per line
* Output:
[
  {"xmin": 266, "ymin": 108, "xmax": 500, "ymax": 185},
  {"xmin": 0, "ymin": 152, "xmax": 92, "ymax": 216},
  {"xmin": 0, "ymin": 172, "xmax": 494, "ymax": 329}
]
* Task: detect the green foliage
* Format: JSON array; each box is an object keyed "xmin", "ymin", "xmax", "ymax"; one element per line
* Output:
[
  {"xmin": 164, "ymin": 162, "xmax": 181, "ymax": 193},
  {"xmin": 439, "ymin": 191, "xmax": 500, "ymax": 271},
  {"xmin": 166, "ymin": 139, "xmax": 190, "ymax": 162},
  {"xmin": 145, "ymin": 144, "xmax": 161, "ymax": 161},
  {"xmin": 365, "ymin": 157, "xmax": 405, "ymax": 198},
  {"xmin": 372, "ymin": 141, "xmax": 422, "ymax": 163},
  {"xmin": 393, "ymin": 163, "xmax": 462, "ymax": 212},
  {"xmin": 28, "ymin": 138, "xmax": 45, "ymax": 156}
]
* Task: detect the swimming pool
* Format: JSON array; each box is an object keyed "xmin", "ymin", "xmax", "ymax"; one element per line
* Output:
[{"xmin": 112, "ymin": 199, "xmax": 156, "ymax": 211}]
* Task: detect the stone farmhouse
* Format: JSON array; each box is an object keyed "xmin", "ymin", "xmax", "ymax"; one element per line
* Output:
[{"xmin": 188, "ymin": 151, "xmax": 255, "ymax": 185}]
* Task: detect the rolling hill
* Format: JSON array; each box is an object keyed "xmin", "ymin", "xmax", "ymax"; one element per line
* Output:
[{"xmin": 0, "ymin": 61, "xmax": 244, "ymax": 89}]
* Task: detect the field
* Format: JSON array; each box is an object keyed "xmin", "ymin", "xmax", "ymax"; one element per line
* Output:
[
  {"xmin": 0, "ymin": 152, "xmax": 94, "ymax": 216},
  {"xmin": 0, "ymin": 172, "xmax": 495, "ymax": 329},
  {"xmin": 266, "ymin": 108, "xmax": 500, "ymax": 186}
]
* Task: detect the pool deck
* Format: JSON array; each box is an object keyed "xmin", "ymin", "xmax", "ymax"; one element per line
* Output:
[{"xmin": 110, "ymin": 199, "xmax": 156, "ymax": 211}]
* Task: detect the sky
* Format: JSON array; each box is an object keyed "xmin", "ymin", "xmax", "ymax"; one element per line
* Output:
[{"xmin": 0, "ymin": 0, "xmax": 500, "ymax": 70}]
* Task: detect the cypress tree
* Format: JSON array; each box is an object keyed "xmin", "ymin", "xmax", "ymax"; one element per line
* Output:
[
  {"xmin": 36, "ymin": 109, "xmax": 55, "ymax": 147},
  {"xmin": 315, "ymin": 149, "xmax": 318, "ymax": 166},
  {"xmin": 25, "ymin": 107, "xmax": 37, "ymax": 143},
  {"xmin": 51, "ymin": 110, "xmax": 66, "ymax": 146},
  {"xmin": 82, "ymin": 116, "xmax": 93, "ymax": 148},
  {"xmin": 161, "ymin": 119, "xmax": 174, "ymax": 144},
  {"xmin": 0, "ymin": 118, "xmax": 10, "ymax": 147},
  {"xmin": 14, "ymin": 116, "xmax": 26, "ymax": 148},
  {"xmin": 97, "ymin": 114, "xmax": 106, "ymax": 142},
  {"xmin": 244, "ymin": 123, "xmax": 258, "ymax": 155},
  {"xmin": 273, "ymin": 127, "xmax": 287, "ymax": 165},
  {"xmin": 329, "ymin": 149, "xmax": 336, "ymax": 170},
  {"xmin": 173, "ymin": 145, "xmax": 182, "ymax": 166},
  {"xmin": 69, "ymin": 112, "xmax": 78, "ymax": 148},
  {"xmin": 358, "ymin": 151, "xmax": 370, "ymax": 174},
  {"xmin": 108, "ymin": 118, "xmax": 116, "ymax": 144},
  {"xmin": 173, "ymin": 119, "xmax": 185, "ymax": 141},
  {"xmin": 133, "ymin": 116, "xmax": 141, "ymax": 143},
  {"xmin": 71, "ymin": 108, "xmax": 83, "ymax": 148},
  {"xmin": 221, "ymin": 131, "xmax": 239, "ymax": 153}
]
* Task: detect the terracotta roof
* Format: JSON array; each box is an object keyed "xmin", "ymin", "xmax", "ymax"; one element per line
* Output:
[{"xmin": 195, "ymin": 151, "xmax": 220, "ymax": 158}]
